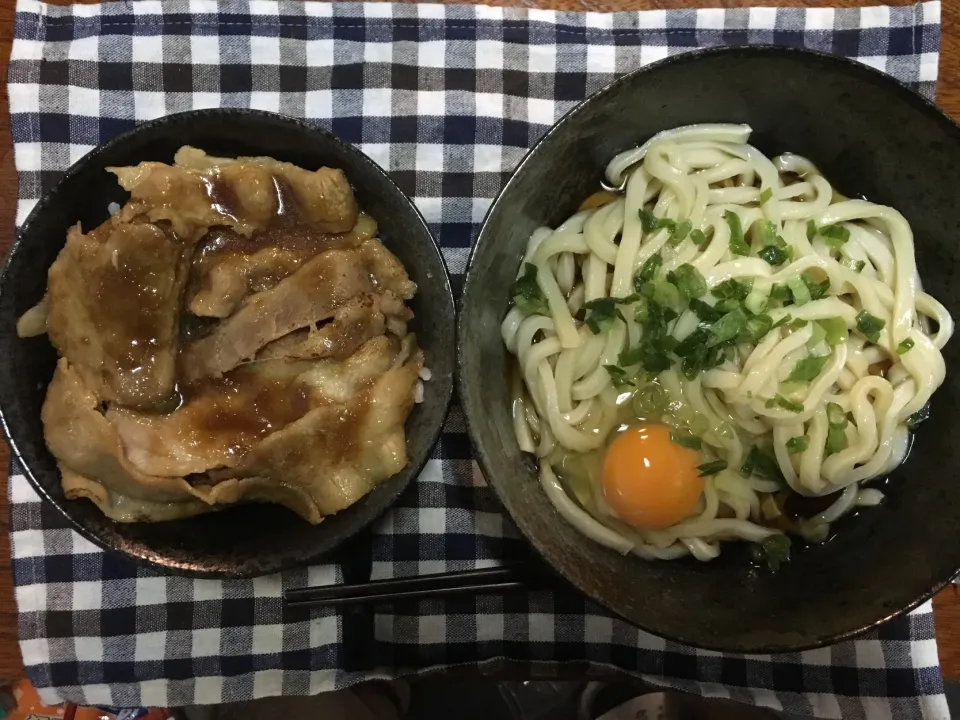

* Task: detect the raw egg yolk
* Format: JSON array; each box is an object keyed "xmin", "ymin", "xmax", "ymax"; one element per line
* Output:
[{"xmin": 601, "ymin": 424, "xmax": 704, "ymax": 530}]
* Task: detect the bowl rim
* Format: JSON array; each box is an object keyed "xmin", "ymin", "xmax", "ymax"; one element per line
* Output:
[
  {"xmin": 0, "ymin": 107, "xmax": 456, "ymax": 578},
  {"xmin": 458, "ymin": 44, "xmax": 960, "ymax": 651}
]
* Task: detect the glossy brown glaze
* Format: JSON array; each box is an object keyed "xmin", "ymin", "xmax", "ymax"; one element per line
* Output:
[{"xmin": 185, "ymin": 369, "xmax": 312, "ymax": 458}]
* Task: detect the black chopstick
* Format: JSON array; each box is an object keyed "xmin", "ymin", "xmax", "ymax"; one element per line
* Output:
[{"xmin": 284, "ymin": 564, "xmax": 550, "ymax": 609}]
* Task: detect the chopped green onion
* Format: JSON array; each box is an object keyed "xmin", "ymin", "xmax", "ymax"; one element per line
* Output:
[
  {"xmin": 855, "ymin": 310, "xmax": 885, "ymax": 343},
  {"xmin": 668, "ymin": 219, "xmax": 692, "ymax": 246},
  {"xmin": 707, "ymin": 307, "xmax": 747, "ymax": 347},
  {"xmin": 819, "ymin": 223, "xmax": 850, "ymax": 251},
  {"xmin": 724, "ymin": 210, "xmax": 750, "ymax": 256},
  {"xmin": 689, "ymin": 298, "xmax": 721, "ymax": 322},
  {"xmin": 820, "ymin": 317, "xmax": 847, "ymax": 346},
  {"xmin": 739, "ymin": 313, "xmax": 774, "ymax": 344},
  {"xmin": 690, "ymin": 228, "xmax": 708, "ymax": 248},
  {"xmin": 604, "ymin": 365, "xmax": 633, "ymax": 387},
  {"xmin": 583, "ymin": 297, "xmax": 620, "ymax": 334},
  {"xmin": 652, "ymin": 279, "xmax": 682, "ymax": 309},
  {"xmin": 639, "ymin": 209, "xmax": 659, "ymax": 233},
  {"xmin": 906, "ymin": 405, "xmax": 930, "ymax": 431},
  {"xmin": 803, "ymin": 273, "xmax": 830, "ymax": 300},
  {"xmin": 788, "ymin": 318, "xmax": 808, "ymax": 330},
  {"xmin": 741, "ymin": 446, "xmax": 783, "ymax": 481},
  {"xmin": 806, "ymin": 220, "xmax": 817, "ymax": 241},
  {"xmin": 841, "ymin": 258, "xmax": 866, "ymax": 273},
  {"xmin": 765, "ymin": 394, "xmax": 804, "ymax": 413},
  {"xmin": 786, "ymin": 435, "xmax": 810, "ymax": 454},
  {"xmin": 897, "ymin": 337, "xmax": 915, "ymax": 354},
  {"xmin": 510, "ymin": 263, "xmax": 549, "ymax": 316},
  {"xmin": 759, "ymin": 187, "xmax": 773, "ymax": 204},
  {"xmin": 633, "ymin": 297, "xmax": 649, "ymax": 324},
  {"xmin": 826, "ymin": 402, "xmax": 847, "ymax": 426},
  {"xmin": 697, "ymin": 460, "xmax": 728, "ymax": 476},
  {"xmin": 759, "ymin": 244, "xmax": 790, "ymax": 266},
  {"xmin": 770, "ymin": 314, "xmax": 793, "ymax": 330},
  {"xmin": 786, "ymin": 354, "xmax": 829, "ymax": 383},
  {"xmin": 807, "ymin": 322, "xmax": 827, "ymax": 348},
  {"xmin": 760, "ymin": 534, "xmax": 791, "ymax": 572},
  {"xmin": 638, "ymin": 253, "xmax": 663, "ymax": 284},
  {"xmin": 824, "ymin": 401, "xmax": 849, "ymax": 455},
  {"xmin": 787, "ymin": 275, "xmax": 811, "ymax": 306},
  {"xmin": 825, "ymin": 424, "xmax": 848, "ymax": 454},
  {"xmin": 639, "ymin": 344, "xmax": 673, "ymax": 373},
  {"xmin": 674, "ymin": 327, "xmax": 711, "ymax": 358},
  {"xmin": 618, "ymin": 346, "xmax": 643, "ymax": 367},
  {"xmin": 743, "ymin": 284, "xmax": 770, "ymax": 314},
  {"xmin": 666, "ymin": 264, "xmax": 708, "ymax": 301},
  {"xmin": 712, "ymin": 277, "xmax": 754, "ymax": 301},
  {"xmin": 670, "ymin": 430, "xmax": 702, "ymax": 451},
  {"xmin": 770, "ymin": 283, "xmax": 792, "ymax": 305}
]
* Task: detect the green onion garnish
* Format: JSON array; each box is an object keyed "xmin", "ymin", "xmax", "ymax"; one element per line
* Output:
[
  {"xmin": 639, "ymin": 209, "xmax": 659, "ymax": 233},
  {"xmin": 760, "ymin": 534, "xmax": 791, "ymax": 572},
  {"xmin": 906, "ymin": 405, "xmax": 930, "ymax": 431},
  {"xmin": 583, "ymin": 297, "xmax": 620, "ymax": 334},
  {"xmin": 668, "ymin": 219, "xmax": 692, "ymax": 246},
  {"xmin": 666, "ymin": 264, "xmax": 707, "ymax": 301},
  {"xmin": 690, "ymin": 229, "xmax": 708, "ymax": 248},
  {"xmin": 855, "ymin": 310, "xmax": 885, "ymax": 343},
  {"xmin": 825, "ymin": 424, "xmax": 848, "ymax": 454},
  {"xmin": 819, "ymin": 223, "xmax": 850, "ymax": 251},
  {"xmin": 711, "ymin": 277, "xmax": 754, "ymax": 301},
  {"xmin": 741, "ymin": 446, "xmax": 783, "ymax": 481},
  {"xmin": 786, "ymin": 435, "xmax": 810, "ymax": 454},
  {"xmin": 509, "ymin": 263, "xmax": 549, "ymax": 316},
  {"xmin": 897, "ymin": 337, "xmax": 915, "ymax": 354},
  {"xmin": 759, "ymin": 187, "xmax": 773, "ymax": 204},
  {"xmin": 707, "ymin": 307, "xmax": 747, "ymax": 347},
  {"xmin": 638, "ymin": 253, "xmax": 663, "ymax": 284},
  {"xmin": 786, "ymin": 354, "xmax": 829, "ymax": 383},
  {"xmin": 697, "ymin": 460, "xmax": 728, "ymax": 476},
  {"xmin": 724, "ymin": 210, "xmax": 750, "ymax": 256},
  {"xmin": 819, "ymin": 317, "xmax": 847, "ymax": 346},
  {"xmin": 604, "ymin": 365, "xmax": 633, "ymax": 387},
  {"xmin": 759, "ymin": 244, "xmax": 789, "ymax": 267},
  {"xmin": 688, "ymin": 298, "xmax": 721, "ymax": 322},
  {"xmin": 670, "ymin": 430, "xmax": 702, "ymax": 451},
  {"xmin": 787, "ymin": 275, "xmax": 811, "ymax": 306},
  {"xmin": 765, "ymin": 394, "xmax": 804, "ymax": 413}
]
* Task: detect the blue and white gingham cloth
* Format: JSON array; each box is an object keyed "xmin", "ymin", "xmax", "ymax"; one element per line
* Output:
[{"xmin": 6, "ymin": 1, "xmax": 949, "ymax": 717}]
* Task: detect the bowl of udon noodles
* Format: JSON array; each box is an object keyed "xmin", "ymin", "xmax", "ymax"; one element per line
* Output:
[{"xmin": 459, "ymin": 46, "xmax": 960, "ymax": 651}]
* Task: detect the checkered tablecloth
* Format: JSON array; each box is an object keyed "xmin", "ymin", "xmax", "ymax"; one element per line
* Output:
[{"xmin": 6, "ymin": 0, "xmax": 948, "ymax": 717}]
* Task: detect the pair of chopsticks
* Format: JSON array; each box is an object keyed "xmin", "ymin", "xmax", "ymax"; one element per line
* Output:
[{"xmin": 284, "ymin": 563, "xmax": 554, "ymax": 609}]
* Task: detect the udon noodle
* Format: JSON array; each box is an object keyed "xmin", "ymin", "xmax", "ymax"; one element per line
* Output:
[{"xmin": 502, "ymin": 124, "xmax": 954, "ymax": 564}]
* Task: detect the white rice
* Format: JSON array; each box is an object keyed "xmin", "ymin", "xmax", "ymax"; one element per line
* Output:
[
  {"xmin": 107, "ymin": 201, "xmax": 121, "ymax": 216},
  {"xmin": 414, "ymin": 380, "xmax": 424, "ymax": 404}
]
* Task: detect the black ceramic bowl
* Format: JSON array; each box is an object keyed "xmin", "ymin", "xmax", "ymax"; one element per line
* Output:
[
  {"xmin": 0, "ymin": 109, "xmax": 455, "ymax": 577},
  {"xmin": 460, "ymin": 46, "xmax": 960, "ymax": 652}
]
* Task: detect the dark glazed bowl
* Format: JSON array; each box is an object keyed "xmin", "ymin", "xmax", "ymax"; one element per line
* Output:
[
  {"xmin": 0, "ymin": 109, "xmax": 455, "ymax": 577},
  {"xmin": 459, "ymin": 46, "xmax": 960, "ymax": 652}
]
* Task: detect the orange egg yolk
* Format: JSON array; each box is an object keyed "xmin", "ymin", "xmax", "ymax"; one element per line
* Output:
[{"xmin": 601, "ymin": 424, "xmax": 704, "ymax": 530}]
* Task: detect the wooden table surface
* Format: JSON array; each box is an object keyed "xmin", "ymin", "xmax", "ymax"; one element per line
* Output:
[{"xmin": 1, "ymin": 0, "xmax": 960, "ymax": 690}]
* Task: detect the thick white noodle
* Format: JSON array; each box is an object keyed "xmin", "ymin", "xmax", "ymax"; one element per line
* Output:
[{"xmin": 502, "ymin": 124, "xmax": 953, "ymax": 562}]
